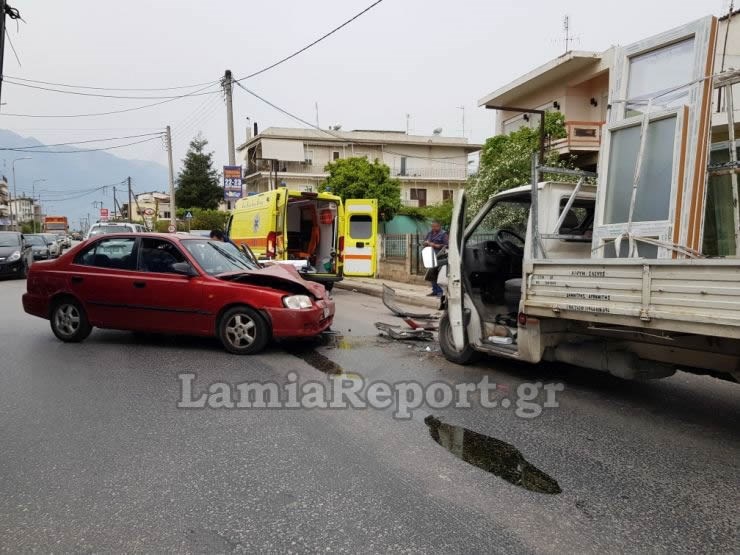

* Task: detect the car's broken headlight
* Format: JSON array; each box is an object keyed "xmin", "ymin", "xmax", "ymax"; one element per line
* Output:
[{"xmin": 283, "ymin": 295, "xmax": 313, "ymax": 309}]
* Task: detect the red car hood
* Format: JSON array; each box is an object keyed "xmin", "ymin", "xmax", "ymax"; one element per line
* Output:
[{"xmin": 217, "ymin": 264, "xmax": 327, "ymax": 298}]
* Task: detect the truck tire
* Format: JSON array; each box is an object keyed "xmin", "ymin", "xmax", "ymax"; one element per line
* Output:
[{"xmin": 439, "ymin": 314, "xmax": 482, "ymax": 365}]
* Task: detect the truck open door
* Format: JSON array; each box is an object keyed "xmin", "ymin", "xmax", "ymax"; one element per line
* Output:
[
  {"xmin": 342, "ymin": 199, "xmax": 378, "ymax": 277},
  {"xmin": 446, "ymin": 190, "xmax": 468, "ymax": 351}
]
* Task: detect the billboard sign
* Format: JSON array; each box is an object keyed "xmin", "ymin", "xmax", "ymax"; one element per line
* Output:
[{"xmin": 223, "ymin": 166, "xmax": 243, "ymax": 200}]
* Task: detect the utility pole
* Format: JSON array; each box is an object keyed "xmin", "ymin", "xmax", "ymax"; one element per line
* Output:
[
  {"xmin": 0, "ymin": 0, "xmax": 7, "ymax": 107},
  {"xmin": 127, "ymin": 176, "xmax": 132, "ymax": 222},
  {"xmin": 113, "ymin": 186, "xmax": 117, "ymax": 220},
  {"xmin": 31, "ymin": 178, "xmax": 46, "ymax": 233},
  {"xmin": 223, "ymin": 70, "xmax": 236, "ymax": 166},
  {"xmin": 457, "ymin": 105, "xmax": 466, "ymax": 138},
  {"xmin": 11, "ymin": 156, "xmax": 31, "ymax": 230},
  {"xmin": 166, "ymin": 126, "xmax": 176, "ymax": 231}
]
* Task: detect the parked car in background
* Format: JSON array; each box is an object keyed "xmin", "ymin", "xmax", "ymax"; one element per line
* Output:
[
  {"xmin": 40, "ymin": 233, "xmax": 62, "ymax": 258},
  {"xmin": 23, "ymin": 233, "xmax": 334, "ymax": 354},
  {"xmin": 0, "ymin": 231, "xmax": 33, "ymax": 278},
  {"xmin": 85, "ymin": 222, "xmax": 146, "ymax": 240},
  {"xmin": 25, "ymin": 234, "xmax": 52, "ymax": 260},
  {"xmin": 60, "ymin": 234, "xmax": 72, "ymax": 248},
  {"xmin": 71, "ymin": 232, "xmax": 83, "ymax": 241}
]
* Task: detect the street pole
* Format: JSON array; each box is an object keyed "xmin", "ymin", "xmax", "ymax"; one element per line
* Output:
[
  {"xmin": 113, "ymin": 186, "xmax": 117, "ymax": 220},
  {"xmin": 31, "ymin": 179, "xmax": 46, "ymax": 233},
  {"xmin": 166, "ymin": 126, "xmax": 176, "ymax": 231},
  {"xmin": 11, "ymin": 157, "xmax": 31, "ymax": 230},
  {"xmin": 223, "ymin": 70, "xmax": 236, "ymax": 210},
  {"xmin": 0, "ymin": 0, "xmax": 7, "ymax": 107},
  {"xmin": 127, "ymin": 176, "xmax": 132, "ymax": 223}
]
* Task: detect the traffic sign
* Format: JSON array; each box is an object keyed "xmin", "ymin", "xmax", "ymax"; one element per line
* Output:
[
  {"xmin": 100, "ymin": 208, "xmax": 109, "ymax": 221},
  {"xmin": 184, "ymin": 211, "xmax": 193, "ymax": 220},
  {"xmin": 168, "ymin": 224, "xmax": 176, "ymax": 233},
  {"xmin": 144, "ymin": 208, "xmax": 155, "ymax": 216}
]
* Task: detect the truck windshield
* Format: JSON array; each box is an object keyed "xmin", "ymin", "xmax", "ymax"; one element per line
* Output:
[
  {"xmin": 469, "ymin": 200, "xmax": 530, "ymax": 243},
  {"xmin": 182, "ymin": 240, "xmax": 260, "ymax": 275}
]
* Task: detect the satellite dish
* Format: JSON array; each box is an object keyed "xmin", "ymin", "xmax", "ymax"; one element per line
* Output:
[
  {"xmin": 433, "ymin": 127, "xmax": 443, "ymax": 135},
  {"xmin": 331, "ymin": 124, "xmax": 342, "ymax": 131}
]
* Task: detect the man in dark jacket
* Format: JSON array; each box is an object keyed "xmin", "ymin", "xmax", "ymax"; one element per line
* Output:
[{"xmin": 423, "ymin": 220, "xmax": 449, "ymax": 296}]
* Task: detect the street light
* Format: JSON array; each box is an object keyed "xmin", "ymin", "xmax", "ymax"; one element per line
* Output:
[
  {"xmin": 32, "ymin": 178, "xmax": 47, "ymax": 233},
  {"xmin": 11, "ymin": 157, "xmax": 32, "ymax": 231}
]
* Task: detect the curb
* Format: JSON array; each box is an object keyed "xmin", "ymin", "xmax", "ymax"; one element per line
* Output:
[{"xmin": 335, "ymin": 281, "xmax": 441, "ymax": 310}]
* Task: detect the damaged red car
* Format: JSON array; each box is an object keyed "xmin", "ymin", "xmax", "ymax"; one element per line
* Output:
[{"xmin": 22, "ymin": 233, "xmax": 334, "ymax": 354}]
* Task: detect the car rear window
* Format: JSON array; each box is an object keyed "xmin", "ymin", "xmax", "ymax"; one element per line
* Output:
[{"xmin": 75, "ymin": 237, "xmax": 137, "ymax": 270}]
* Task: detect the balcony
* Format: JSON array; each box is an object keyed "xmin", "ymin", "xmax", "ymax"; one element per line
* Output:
[
  {"xmin": 392, "ymin": 167, "xmax": 467, "ymax": 180},
  {"xmin": 551, "ymin": 121, "xmax": 603, "ymax": 153}
]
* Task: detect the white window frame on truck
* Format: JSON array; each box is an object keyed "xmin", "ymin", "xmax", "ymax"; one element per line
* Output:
[{"xmin": 592, "ymin": 15, "xmax": 717, "ymax": 258}]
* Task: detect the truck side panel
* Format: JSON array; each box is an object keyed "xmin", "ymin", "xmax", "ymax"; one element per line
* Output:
[{"xmin": 524, "ymin": 259, "xmax": 740, "ymax": 339}]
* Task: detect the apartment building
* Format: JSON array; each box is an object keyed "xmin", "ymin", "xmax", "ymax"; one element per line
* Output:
[
  {"xmin": 9, "ymin": 197, "xmax": 35, "ymax": 224},
  {"xmin": 237, "ymin": 127, "xmax": 480, "ymax": 207},
  {"xmin": 122, "ymin": 192, "xmax": 171, "ymax": 223},
  {"xmin": 0, "ymin": 177, "xmax": 9, "ymax": 229}
]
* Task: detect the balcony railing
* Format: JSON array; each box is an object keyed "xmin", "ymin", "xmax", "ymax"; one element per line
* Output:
[
  {"xmin": 551, "ymin": 121, "xmax": 603, "ymax": 152},
  {"xmin": 392, "ymin": 167, "xmax": 467, "ymax": 179}
]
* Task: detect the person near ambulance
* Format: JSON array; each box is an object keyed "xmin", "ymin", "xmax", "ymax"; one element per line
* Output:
[{"xmin": 423, "ymin": 220, "xmax": 448, "ymax": 296}]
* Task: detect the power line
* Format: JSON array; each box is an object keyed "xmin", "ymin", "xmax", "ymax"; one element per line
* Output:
[
  {"xmin": 0, "ymin": 131, "xmax": 163, "ymax": 150},
  {"xmin": 1, "ymin": 135, "xmax": 163, "ymax": 153},
  {"xmin": 235, "ymin": 0, "xmax": 385, "ymax": 83},
  {"xmin": 4, "ymin": 78, "xmax": 220, "ymax": 100},
  {"xmin": 0, "ymin": 82, "xmax": 221, "ymax": 118},
  {"xmin": 3, "ymin": 74, "xmax": 219, "ymax": 92},
  {"xmin": 234, "ymin": 82, "xmax": 470, "ymax": 165}
]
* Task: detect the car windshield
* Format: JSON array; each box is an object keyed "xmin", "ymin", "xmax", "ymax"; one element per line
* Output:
[
  {"xmin": 182, "ymin": 240, "xmax": 260, "ymax": 275},
  {"xmin": 90, "ymin": 225, "xmax": 130, "ymax": 236},
  {"xmin": 26, "ymin": 235, "xmax": 46, "ymax": 246},
  {"xmin": 0, "ymin": 233, "xmax": 20, "ymax": 247}
]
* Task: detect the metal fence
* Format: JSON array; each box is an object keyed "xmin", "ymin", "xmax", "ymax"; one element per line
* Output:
[
  {"xmin": 381, "ymin": 234, "xmax": 408, "ymax": 259},
  {"xmin": 380, "ymin": 234, "xmax": 427, "ymax": 275}
]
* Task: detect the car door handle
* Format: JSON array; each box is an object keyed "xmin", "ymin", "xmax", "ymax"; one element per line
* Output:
[
  {"xmin": 71, "ymin": 276, "xmax": 83, "ymax": 284},
  {"xmin": 133, "ymin": 281, "xmax": 147, "ymax": 288},
  {"xmin": 356, "ymin": 242, "xmax": 365, "ymax": 248}
]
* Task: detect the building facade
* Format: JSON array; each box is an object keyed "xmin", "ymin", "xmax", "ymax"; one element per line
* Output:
[
  {"xmin": 0, "ymin": 177, "xmax": 9, "ymax": 230},
  {"xmin": 237, "ymin": 127, "xmax": 480, "ymax": 207},
  {"xmin": 9, "ymin": 197, "xmax": 35, "ymax": 224},
  {"xmin": 122, "ymin": 192, "xmax": 171, "ymax": 224}
]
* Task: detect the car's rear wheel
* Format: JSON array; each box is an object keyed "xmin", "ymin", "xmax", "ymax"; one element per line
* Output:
[
  {"xmin": 439, "ymin": 314, "xmax": 482, "ymax": 365},
  {"xmin": 50, "ymin": 298, "xmax": 92, "ymax": 343},
  {"xmin": 218, "ymin": 306, "xmax": 269, "ymax": 355}
]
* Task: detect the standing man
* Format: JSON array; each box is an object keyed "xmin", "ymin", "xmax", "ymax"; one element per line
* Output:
[{"xmin": 423, "ymin": 220, "xmax": 448, "ymax": 296}]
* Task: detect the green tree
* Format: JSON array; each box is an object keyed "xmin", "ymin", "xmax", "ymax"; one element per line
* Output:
[
  {"xmin": 175, "ymin": 135, "xmax": 223, "ymax": 210},
  {"xmin": 468, "ymin": 112, "xmax": 570, "ymax": 210},
  {"xmin": 319, "ymin": 157, "xmax": 402, "ymax": 221}
]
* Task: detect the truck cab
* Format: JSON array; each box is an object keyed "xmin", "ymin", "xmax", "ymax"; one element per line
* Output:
[{"xmin": 439, "ymin": 182, "xmax": 596, "ymax": 364}]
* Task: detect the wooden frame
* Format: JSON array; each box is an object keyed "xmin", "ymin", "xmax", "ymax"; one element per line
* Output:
[{"xmin": 593, "ymin": 15, "xmax": 718, "ymax": 258}]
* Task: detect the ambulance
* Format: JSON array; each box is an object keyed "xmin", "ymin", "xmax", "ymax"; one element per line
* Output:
[{"xmin": 226, "ymin": 189, "xmax": 378, "ymax": 289}]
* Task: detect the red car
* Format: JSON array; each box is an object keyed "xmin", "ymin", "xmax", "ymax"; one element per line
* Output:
[{"xmin": 22, "ymin": 233, "xmax": 335, "ymax": 354}]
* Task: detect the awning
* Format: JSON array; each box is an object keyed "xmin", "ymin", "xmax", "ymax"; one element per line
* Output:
[{"xmin": 261, "ymin": 138, "xmax": 305, "ymax": 161}]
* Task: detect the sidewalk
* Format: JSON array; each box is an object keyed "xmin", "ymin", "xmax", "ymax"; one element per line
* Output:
[{"xmin": 335, "ymin": 277, "xmax": 441, "ymax": 309}]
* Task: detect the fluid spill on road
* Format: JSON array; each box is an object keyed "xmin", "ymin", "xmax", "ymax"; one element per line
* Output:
[
  {"xmin": 288, "ymin": 347, "xmax": 345, "ymax": 375},
  {"xmin": 424, "ymin": 415, "xmax": 562, "ymax": 495}
]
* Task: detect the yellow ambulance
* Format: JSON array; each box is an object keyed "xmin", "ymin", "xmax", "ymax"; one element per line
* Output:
[{"xmin": 226, "ymin": 189, "xmax": 378, "ymax": 289}]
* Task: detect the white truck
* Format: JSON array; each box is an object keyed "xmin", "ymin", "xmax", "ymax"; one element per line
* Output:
[{"xmin": 434, "ymin": 14, "xmax": 740, "ymax": 383}]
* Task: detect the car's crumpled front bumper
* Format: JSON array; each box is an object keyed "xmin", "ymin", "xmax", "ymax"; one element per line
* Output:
[{"xmin": 266, "ymin": 298, "xmax": 335, "ymax": 338}]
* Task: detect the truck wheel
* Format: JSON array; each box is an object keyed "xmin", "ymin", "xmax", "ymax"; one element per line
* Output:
[
  {"xmin": 50, "ymin": 298, "xmax": 92, "ymax": 343},
  {"xmin": 439, "ymin": 314, "xmax": 482, "ymax": 365},
  {"xmin": 218, "ymin": 306, "xmax": 269, "ymax": 355}
]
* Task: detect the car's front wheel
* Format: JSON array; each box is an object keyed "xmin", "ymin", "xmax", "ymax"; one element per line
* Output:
[
  {"xmin": 439, "ymin": 314, "xmax": 482, "ymax": 365},
  {"xmin": 50, "ymin": 298, "xmax": 92, "ymax": 343},
  {"xmin": 218, "ymin": 306, "xmax": 269, "ymax": 355}
]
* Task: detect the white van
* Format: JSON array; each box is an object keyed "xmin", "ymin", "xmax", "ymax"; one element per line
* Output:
[{"xmin": 85, "ymin": 222, "xmax": 146, "ymax": 240}]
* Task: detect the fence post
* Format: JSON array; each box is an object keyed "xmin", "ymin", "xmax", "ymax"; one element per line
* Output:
[{"xmin": 405, "ymin": 234, "xmax": 412, "ymax": 275}]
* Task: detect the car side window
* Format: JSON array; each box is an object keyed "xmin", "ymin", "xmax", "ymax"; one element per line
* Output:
[
  {"xmin": 74, "ymin": 238, "xmax": 137, "ymax": 270},
  {"xmin": 138, "ymin": 238, "xmax": 186, "ymax": 274}
]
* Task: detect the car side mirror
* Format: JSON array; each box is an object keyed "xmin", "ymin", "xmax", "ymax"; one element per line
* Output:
[
  {"xmin": 421, "ymin": 246, "xmax": 438, "ymax": 269},
  {"xmin": 171, "ymin": 261, "xmax": 198, "ymax": 277}
]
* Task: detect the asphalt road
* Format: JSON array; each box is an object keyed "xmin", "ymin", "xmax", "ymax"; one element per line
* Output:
[{"xmin": 0, "ymin": 278, "xmax": 738, "ymax": 553}]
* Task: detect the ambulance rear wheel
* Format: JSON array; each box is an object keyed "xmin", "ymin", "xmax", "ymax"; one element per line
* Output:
[{"xmin": 323, "ymin": 282, "xmax": 334, "ymax": 292}]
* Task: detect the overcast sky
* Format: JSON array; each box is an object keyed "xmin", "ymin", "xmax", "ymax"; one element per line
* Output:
[{"xmin": 0, "ymin": 0, "xmax": 726, "ymax": 197}]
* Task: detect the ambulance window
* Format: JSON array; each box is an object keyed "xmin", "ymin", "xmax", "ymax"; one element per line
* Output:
[{"xmin": 349, "ymin": 215, "xmax": 372, "ymax": 239}]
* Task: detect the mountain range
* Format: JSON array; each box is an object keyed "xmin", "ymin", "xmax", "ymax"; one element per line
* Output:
[{"xmin": 0, "ymin": 128, "xmax": 168, "ymax": 226}]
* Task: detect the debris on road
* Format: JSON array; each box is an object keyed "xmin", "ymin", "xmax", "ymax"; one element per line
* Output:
[
  {"xmin": 375, "ymin": 322, "xmax": 434, "ymax": 341},
  {"xmin": 402, "ymin": 317, "xmax": 439, "ymax": 331},
  {"xmin": 382, "ymin": 284, "xmax": 439, "ymax": 319}
]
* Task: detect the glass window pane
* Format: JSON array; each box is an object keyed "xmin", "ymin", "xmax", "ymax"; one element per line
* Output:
[
  {"xmin": 626, "ymin": 38, "xmax": 695, "ymax": 115},
  {"xmin": 349, "ymin": 215, "xmax": 372, "ymax": 239},
  {"xmin": 604, "ymin": 116, "xmax": 676, "ymax": 224}
]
